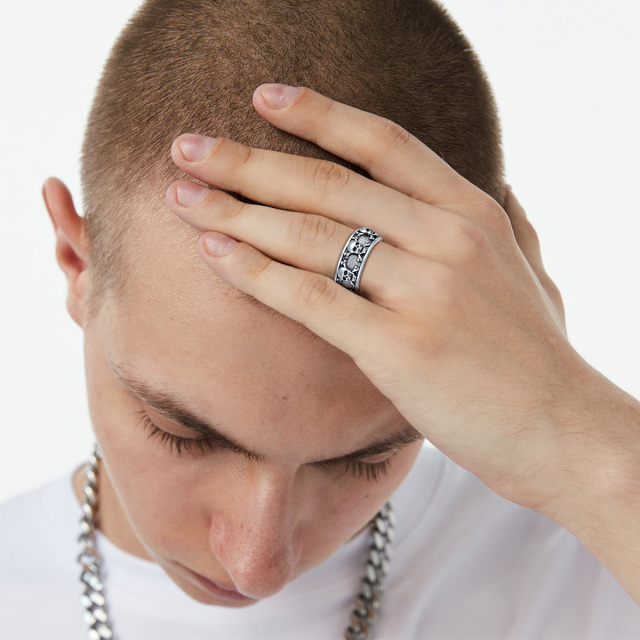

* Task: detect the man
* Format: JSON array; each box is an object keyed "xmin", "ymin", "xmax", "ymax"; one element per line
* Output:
[{"xmin": 2, "ymin": 0, "xmax": 640, "ymax": 638}]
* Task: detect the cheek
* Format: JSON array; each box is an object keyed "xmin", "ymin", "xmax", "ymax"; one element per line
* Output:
[
  {"xmin": 97, "ymin": 421, "xmax": 210, "ymax": 550},
  {"xmin": 86, "ymin": 375, "xmax": 214, "ymax": 554}
]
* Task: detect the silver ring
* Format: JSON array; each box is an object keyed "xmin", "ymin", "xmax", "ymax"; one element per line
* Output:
[{"xmin": 334, "ymin": 227, "xmax": 384, "ymax": 293}]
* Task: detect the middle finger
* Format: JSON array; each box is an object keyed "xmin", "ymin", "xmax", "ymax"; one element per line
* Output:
[
  {"xmin": 166, "ymin": 181, "xmax": 414, "ymax": 305},
  {"xmin": 171, "ymin": 134, "xmax": 437, "ymax": 250}
]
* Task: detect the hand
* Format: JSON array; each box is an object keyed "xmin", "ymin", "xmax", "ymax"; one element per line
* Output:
[{"xmin": 166, "ymin": 85, "xmax": 592, "ymax": 515}]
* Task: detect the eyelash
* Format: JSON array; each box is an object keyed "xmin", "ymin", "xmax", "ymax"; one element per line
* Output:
[
  {"xmin": 138, "ymin": 411, "xmax": 217, "ymax": 456},
  {"xmin": 137, "ymin": 411, "xmax": 393, "ymax": 481},
  {"xmin": 344, "ymin": 459, "xmax": 391, "ymax": 481}
]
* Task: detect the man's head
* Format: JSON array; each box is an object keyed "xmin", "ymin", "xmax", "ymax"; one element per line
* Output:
[
  {"xmin": 45, "ymin": 0, "xmax": 503, "ymax": 604},
  {"xmin": 80, "ymin": 0, "xmax": 503, "ymax": 312}
]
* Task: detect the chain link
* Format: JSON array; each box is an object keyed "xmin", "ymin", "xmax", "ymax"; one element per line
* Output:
[
  {"xmin": 344, "ymin": 502, "xmax": 395, "ymax": 639},
  {"xmin": 78, "ymin": 448, "xmax": 114, "ymax": 640}
]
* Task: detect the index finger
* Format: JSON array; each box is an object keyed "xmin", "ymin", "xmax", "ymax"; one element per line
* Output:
[{"xmin": 252, "ymin": 84, "xmax": 479, "ymax": 207}]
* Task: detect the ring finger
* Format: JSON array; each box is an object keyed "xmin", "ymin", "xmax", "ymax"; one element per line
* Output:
[{"xmin": 166, "ymin": 181, "xmax": 414, "ymax": 305}]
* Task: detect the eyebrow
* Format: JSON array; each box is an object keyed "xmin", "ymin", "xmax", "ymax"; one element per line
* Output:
[{"xmin": 110, "ymin": 363, "xmax": 423, "ymax": 465}]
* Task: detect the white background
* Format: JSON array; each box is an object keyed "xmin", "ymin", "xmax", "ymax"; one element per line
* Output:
[{"xmin": 1, "ymin": 1, "xmax": 639, "ymax": 503}]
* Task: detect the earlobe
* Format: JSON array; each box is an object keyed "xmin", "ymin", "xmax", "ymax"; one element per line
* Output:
[{"xmin": 42, "ymin": 177, "xmax": 90, "ymax": 327}]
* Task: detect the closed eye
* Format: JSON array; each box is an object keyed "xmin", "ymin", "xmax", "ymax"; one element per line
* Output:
[{"xmin": 138, "ymin": 410, "xmax": 398, "ymax": 481}]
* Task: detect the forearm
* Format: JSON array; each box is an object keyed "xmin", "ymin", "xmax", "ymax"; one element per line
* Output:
[{"xmin": 545, "ymin": 364, "xmax": 640, "ymax": 604}]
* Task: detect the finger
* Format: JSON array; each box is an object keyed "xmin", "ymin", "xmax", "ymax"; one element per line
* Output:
[
  {"xmin": 505, "ymin": 187, "xmax": 566, "ymax": 331},
  {"xmin": 252, "ymin": 84, "xmax": 479, "ymax": 206},
  {"xmin": 166, "ymin": 180, "xmax": 413, "ymax": 306},
  {"xmin": 170, "ymin": 133, "xmax": 438, "ymax": 249},
  {"xmin": 196, "ymin": 231, "xmax": 393, "ymax": 361},
  {"xmin": 504, "ymin": 186, "xmax": 544, "ymax": 271}
]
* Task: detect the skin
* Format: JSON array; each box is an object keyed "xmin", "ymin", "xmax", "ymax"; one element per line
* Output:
[
  {"xmin": 44, "ymin": 179, "xmax": 423, "ymax": 605},
  {"xmin": 45, "ymin": 84, "xmax": 640, "ymax": 608},
  {"xmin": 166, "ymin": 85, "xmax": 640, "ymax": 603}
]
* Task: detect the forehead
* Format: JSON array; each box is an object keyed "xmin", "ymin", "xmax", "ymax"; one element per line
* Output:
[
  {"xmin": 97, "ymin": 218, "xmax": 402, "ymax": 458},
  {"xmin": 111, "ymin": 203, "xmax": 354, "ymax": 381}
]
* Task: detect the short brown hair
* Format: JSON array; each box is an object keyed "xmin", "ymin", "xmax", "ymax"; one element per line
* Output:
[{"xmin": 81, "ymin": 0, "xmax": 504, "ymax": 309}]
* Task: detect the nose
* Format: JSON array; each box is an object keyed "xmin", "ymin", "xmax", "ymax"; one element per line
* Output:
[{"xmin": 208, "ymin": 467, "xmax": 302, "ymax": 599}]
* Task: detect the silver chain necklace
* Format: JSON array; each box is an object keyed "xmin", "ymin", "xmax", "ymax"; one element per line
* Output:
[{"xmin": 77, "ymin": 446, "xmax": 395, "ymax": 640}]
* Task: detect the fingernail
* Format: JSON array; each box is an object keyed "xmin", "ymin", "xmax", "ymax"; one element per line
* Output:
[
  {"xmin": 204, "ymin": 232, "xmax": 238, "ymax": 257},
  {"xmin": 176, "ymin": 182, "xmax": 209, "ymax": 207},
  {"xmin": 178, "ymin": 134, "xmax": 217, "ymax": 162},
  {"xmin": 259, "ymin": 84, "xmax": 301, "ymax": 109}
]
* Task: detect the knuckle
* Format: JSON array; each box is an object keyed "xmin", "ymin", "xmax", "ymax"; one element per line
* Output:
[
  {"xmin": 375, "ymin": 118, "xmax": 416, "ymax": 151},
  {"xmin": 297, "ymin": 273, "xmax": 338, "ymax": 309},
  {"xmin": 317, "ymin": 91, "xmax": 337, "ymax": 119},
  {"xmin": 209, "ymin": 136, "xmax": 233, "ymax": 158},
  {"xmin": 217, "ymin": 138, "xmax": 253, "ymax": 170},
  {"xmin": 450, "ymin": 217, "xmax": 490, "ymax": 264},
  {"xmin": 430, "ymin": 266, "xmax": 468, "ymax": 308},
  {"xmin": 211, "ymin": 189, "xmax": 244, "ymax": 218},
  {"xmin": 476, "ymin": 196, "xmax": 512, "ymax": 237},
  {"xmin": 225, "ymin": 195, "xmax": 246, "ymax": 219},
  {"xmin": 245, "ymin": 251, "xmax": 272, "ymax": 280},
  {"xmin": 305, "ymin": 158, "xmax": 351, "ymax": 193},
  {"xmin": 411, "ymin": 265, "xmax": 470, "ymax": 356},
  {"xmin": 289, "ymin": 214, "xmax": 336, "ymax": 248}
]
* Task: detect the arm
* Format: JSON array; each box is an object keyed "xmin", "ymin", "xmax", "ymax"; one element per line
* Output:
[
  {"xmin": 166, "ymin": 84, "xmax": 640, "ymax": 604},
  {"xmin": 547, "ymin": 366, "xmax": 640, "ymax": 602}
]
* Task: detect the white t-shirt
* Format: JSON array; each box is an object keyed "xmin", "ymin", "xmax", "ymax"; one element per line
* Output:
[{"xmin": 1, "ymin": 444, "xmax": 638, "ymax": 639}]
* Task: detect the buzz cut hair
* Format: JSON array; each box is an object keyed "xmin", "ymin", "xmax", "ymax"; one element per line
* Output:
[{"xmin": 81, "ymin": 0, "xmax": 504, "ymax": 311}]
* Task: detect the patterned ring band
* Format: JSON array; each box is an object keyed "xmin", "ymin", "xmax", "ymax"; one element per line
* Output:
[{"xmin": 334, "ymin": 228, "xmax": 384, "ymax": 294}]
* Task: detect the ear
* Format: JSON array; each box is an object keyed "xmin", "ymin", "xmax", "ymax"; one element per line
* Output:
[{"xmin": 42, "ymin": 177, "xmax": 90, "ymax": 327}]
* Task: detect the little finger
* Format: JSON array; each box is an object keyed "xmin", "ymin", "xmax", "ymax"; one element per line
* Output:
[
  {"xmin": 167, "ymin": 181, "xmax": 415, "ymax": 306},
  {"xmin": 196, "ymin": 232, "xmax": 394, "ymax": 361}
]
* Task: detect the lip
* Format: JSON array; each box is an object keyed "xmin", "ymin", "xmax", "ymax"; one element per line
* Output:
[{"xmin": 191, "ymin": 571, "xmax": 256, "ymax": 603}]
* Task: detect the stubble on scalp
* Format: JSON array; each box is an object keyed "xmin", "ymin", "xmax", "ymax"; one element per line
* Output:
[{"xmin": 80, "ymin": 0, "xmax": 504, "ymax": 317}]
